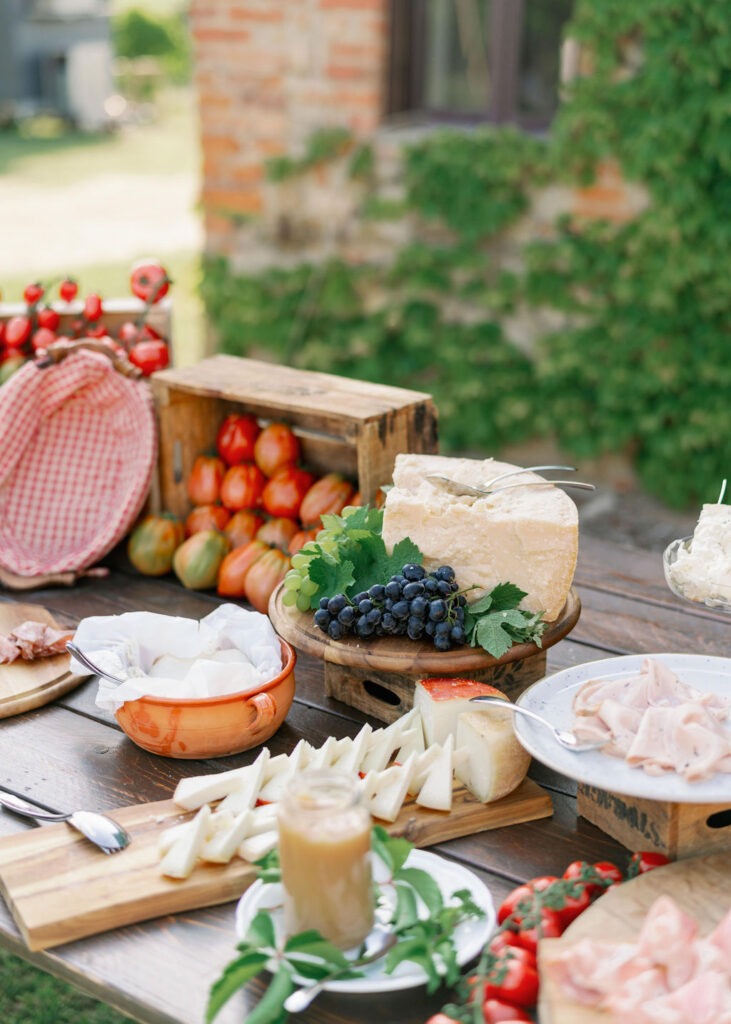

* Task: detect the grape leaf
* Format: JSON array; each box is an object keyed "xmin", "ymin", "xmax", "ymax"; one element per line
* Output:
[
  {"xmin": 474, "ymin": 615, "xmax": 515, "ymax": 659},
  {"xmin": 485, "ymin": 582, "xmax": 527, "ymax": 611},
  {"xmin": 307, "ymin": 556, "xmax": 355, "ymax": 601}
]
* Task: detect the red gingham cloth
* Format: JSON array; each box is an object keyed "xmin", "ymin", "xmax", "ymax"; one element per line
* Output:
[{"xmin": 0, "ymin": 350, "xmax": 156, "ymax": 577}]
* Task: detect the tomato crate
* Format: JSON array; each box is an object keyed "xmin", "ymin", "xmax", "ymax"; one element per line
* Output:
[{"xmin": 150, "ymin": 355, "xmax": 438, "ymax": 517}]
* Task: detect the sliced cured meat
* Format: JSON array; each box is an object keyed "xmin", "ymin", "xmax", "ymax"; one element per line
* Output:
[
  {"xmin": 572, "ymin": 658, "xmax": 731, "ymax": 782},
  {"xmin": 0, "ymin": 634, "xmax": 20, "ymax": 664},
  {"xmin": 0, "ymin": 621, "xmax": 74, "ymax": 663}
]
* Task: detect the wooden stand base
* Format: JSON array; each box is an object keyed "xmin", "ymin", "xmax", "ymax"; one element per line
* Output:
[
  {"xmin": 577, "ymin": 783, "xmax": 731, "ymax": 860},
  {"xmin": 324, "ymin": 652, "xmax": 547, "ymax": 724}
]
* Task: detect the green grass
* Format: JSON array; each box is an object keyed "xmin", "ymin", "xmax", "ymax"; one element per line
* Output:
[{"xmin": 0, "ymin": 950, "xmax": 132, "ymax": 1023}]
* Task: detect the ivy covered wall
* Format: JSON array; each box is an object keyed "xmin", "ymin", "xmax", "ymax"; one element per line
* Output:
[{"xmin": 198, "ymin": 0, "xmax": 731, "ymax": 508}]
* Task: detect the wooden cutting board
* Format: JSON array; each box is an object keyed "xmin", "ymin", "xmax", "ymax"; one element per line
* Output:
[
  {"xmin": 0, "ymin": 602, "xmax": 87, "ymax": 717},
  {"xmin": 538, "ymin": 849, "xmax": 731, "ymax": 1024},
  {"xmin": 0, "ymin": 777, "xmax": 552, "ymax": 951}
]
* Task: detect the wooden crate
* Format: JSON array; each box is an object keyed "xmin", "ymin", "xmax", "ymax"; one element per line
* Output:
[
  {"xmin": 577, "ymin": 783, "xmax": 731, "ymax": 861},
  {"xmin": 0, "ymin": 297, "xmax": 173, "ymax": 349},
  {"xmin": 150, "ymin": 355, "xmax": 438, "ymax": 517}
]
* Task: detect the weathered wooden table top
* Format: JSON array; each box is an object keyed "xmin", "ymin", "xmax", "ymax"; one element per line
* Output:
[{"xmin": 0, "ymin": 534, "xmax": 726, "ymax": 1024}]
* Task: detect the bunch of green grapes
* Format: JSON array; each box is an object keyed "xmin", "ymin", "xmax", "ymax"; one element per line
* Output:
[{"xmin": 281, "ymin": 529, "xmax": 341, "ymax": 612}]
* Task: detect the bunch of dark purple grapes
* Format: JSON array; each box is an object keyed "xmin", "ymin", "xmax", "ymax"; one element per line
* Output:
[{"xmin": 313, "ymin": 563, "xmax": 467, "ymax": 651}]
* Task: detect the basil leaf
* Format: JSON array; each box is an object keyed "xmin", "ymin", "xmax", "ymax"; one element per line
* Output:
[
  {"xmin": 243, "ymin": 910, "xmax": 277, "ymax": 950},
  {"xmin": 205, "ymin": 949, "xmax": 270, "ymax": 1023},
  {"xmin": 394, "ymin": 867, "xmax": 444, "ymax": 917},
  {"xmin": 244, "ymin": 964, "xmax": 294, "ymax": 1024},
  {"xmin": 391, "ymin": 883, "xmax": 420, "ymax": 931},
  {"xmin": 372, "ymin": 825, "xmax": 412, "ymax": 874}
]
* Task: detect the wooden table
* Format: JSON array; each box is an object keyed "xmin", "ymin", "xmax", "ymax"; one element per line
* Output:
[{"xmin": 0, "ymin": 534, "xmax": 727, "ymax": 1024}]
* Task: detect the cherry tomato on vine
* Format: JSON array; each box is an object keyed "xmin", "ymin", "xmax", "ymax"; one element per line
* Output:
[
  {"xmin": 83, "ymin": 293, "xmax": 103, "ymax": 322},
  {"xmin": 506, "ymin": 907, "xmax": 564, "ymax": 955},
  {"xmin": 37, "ymin": 307, "xmax": 60, "ymax": 332},
  {"xmin": 130, "ymin": 259, "xmax": 170, "ymax": 303},
  {"xmin": 23, "ymin": 282, "xmax": 44, "ymax": 305},
  {"xmin": 591, "ymin": 861, "xmax": 624, "ymax": 887},
  {"xmin": 128, "ymin": 338, "xmax": 169, "ymax": 376},
  {"xmin": 4, "ymin": 315, "xmax": 32, "ymax": 348},
  {"xmin": 487, "ymin": 931, "xmax": 532, "ymax": 958},
  {"xmin": 86, "ymin": 323, "xmax": 109, "ymax": 338},
  {"xmin": 629, "ymin": 851, "xmax": 671, "ymax": 876},
  {"xmin": 482, "ymin": 998, "xmax": 532, "ymax": 1023},
  {"xmin": 482, "ymin": 954, "xmax": 539, "ymax": 1009},
  {"xmin": 497, "ymin": 876, "xmax": 557, "ymax": 925},
  {"xmin": 424, "ymin": 1015, "xmax": 462, "ymax": 1024},
  {"xmin": 59, "ymin": 278, "xmax": 78, "ymax": 303}
]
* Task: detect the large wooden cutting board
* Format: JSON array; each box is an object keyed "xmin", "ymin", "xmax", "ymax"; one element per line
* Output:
[
  {"xmin": 0, "ymin": 602, "xmax": 86, "ymax": 717},
  {"xmin": 0, "ymin": 777, "xmax": 552, "ymax": 951},
  {"xmin": 538, "ymin": 849, "xmax": 731, "ymax": 1024}
]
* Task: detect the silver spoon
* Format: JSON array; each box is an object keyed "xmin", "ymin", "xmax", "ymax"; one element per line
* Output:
[
  {"xmin": 66, "ymin": 641, "xmax": 126, "ymax": 684},
  {"xmin": 0, "ymin": 790, "xmax": 131, "ymax": 855},
  {"xmin": 483, "ymin": 464, "xmax": 577, "ymax": 487},
  {"xmin": 469, "ymin": 695, "xmax": 606, "ymax": 752},
  {"xmin": 283, "ymin": 928, "xmax": 398, "ymax": 1013}
]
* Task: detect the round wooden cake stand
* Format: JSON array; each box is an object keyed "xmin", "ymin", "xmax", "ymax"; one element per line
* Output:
[{"xmin": 269, "ymin": 585, "xmax": 581, "ymax": 723}]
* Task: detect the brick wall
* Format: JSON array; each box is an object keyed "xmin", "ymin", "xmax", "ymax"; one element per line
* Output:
[{"xmin": 190, "ymin": 0, "xmax": 388, "ymax": 256}]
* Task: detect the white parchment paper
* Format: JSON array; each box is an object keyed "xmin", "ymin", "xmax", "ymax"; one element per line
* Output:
[{"xmin": 69, "ymin": 604, "xmax": 283, "ymax": 712}]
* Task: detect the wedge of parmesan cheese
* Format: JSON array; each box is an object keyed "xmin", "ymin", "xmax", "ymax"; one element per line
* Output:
[
  {"xmin": 382, "ymin": 453, "xmax": 578, "ymax": 621},
  {"xmin": 455, "ymin": 709, "xmax": 530, "ymax": 803}
]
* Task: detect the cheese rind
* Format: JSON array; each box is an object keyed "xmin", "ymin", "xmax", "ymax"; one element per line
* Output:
[
  {"xmin": 381, "ymin": 453, "xmax": 578, "ymax": 621},
  {"xmin": 414, "ymin": 677, "xmax": 508, "ymax": 747}
]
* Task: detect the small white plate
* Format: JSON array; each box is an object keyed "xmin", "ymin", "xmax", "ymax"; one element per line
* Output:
[
  {"xmin": 515, "ymin": 653, "xmax": 731, "ymax": 803},
  {"xmin": 235, "ymin": 848, "xmax": 494, "ymax": 994}
]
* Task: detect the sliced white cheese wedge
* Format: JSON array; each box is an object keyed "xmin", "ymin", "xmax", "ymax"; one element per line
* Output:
[
  {"xmin": 247, "ymin": 803, "xmax": 278, "ymax": 836},
  {"xmin": 360, "ymin": 709, "xmax": 419, "ymax": 773},
  {"xmin": 455, "ymin": 708, "xmax": 530, "ymax": 803},
  {"xmin": 238, "ymin": 829, "xmax": 278, "ymax": 863},
  {"xmin": 366, "ymin": 752, "xmax": 416, "ymax": 822},
  {"xmin": 216, "ymin": 749, "xmax": 270, "ymax": 816},
  {"xmin": 407, "ymin": 745, "xmax": 443, "ymax": 796},
  {"xmin": 174, "ymin": 766, "xmax": 252, "ymax": 811},
  {"xmin": 257, "ymin": 739, "xmax": 310, "ymax": 803},
  {"xmin": 331, "ymin": 724, "xmax": 372, "ymax": 775},
  {"xmin": 160, "ymin": 804, "xmax": 212, "ymax": 879},
  {"xmin": 393, "ymin": 726, "xmax": 425, "ymax": 764},
  {"xmin": 306, "ymin": 735, "xmax": 340, "ymax": 771},
  {"xmin": 415, "ymin": 735, "xmax": 454, "ymax": 812},
  {"xmin": 201, "ymin": 811, "xmax": 254, "ymax": 864}
]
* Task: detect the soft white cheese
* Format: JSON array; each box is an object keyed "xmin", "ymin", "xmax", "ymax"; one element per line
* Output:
[
  {"xmin": 381, "ymin": 453, "xmax": 578, "ymax": 621},
  {"xmin": 668, "ymin": 503, "xmax": 731, "ymax": 607},
  {"xmin": 454, "ymin": 709, "xmax": 530, "ymax": 803}
]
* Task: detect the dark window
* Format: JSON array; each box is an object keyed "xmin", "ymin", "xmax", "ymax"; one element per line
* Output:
[{"xmin": 388, "ymin": 0, "xmax": 574, "ymax": 129}]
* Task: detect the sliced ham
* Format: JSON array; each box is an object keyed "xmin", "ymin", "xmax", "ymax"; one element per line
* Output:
[
  {"xmin": 547, "ymin": 897, "xmax": 731, "ymax": 1024},
  {"xmin": 0, "ymin": 621, "xmax": 74, "ymax": 664},
  {"xmin": 572, "ymin": 658, "xmax": 731, "ymax": 782}
]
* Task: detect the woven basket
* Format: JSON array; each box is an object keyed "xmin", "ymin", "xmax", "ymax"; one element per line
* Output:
[{"xmin": 0, "ymin": 345, "xmax": 156, "ymax": 587}]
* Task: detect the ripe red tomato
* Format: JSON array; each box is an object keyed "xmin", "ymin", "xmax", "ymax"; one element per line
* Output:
[
  {"xmin": 59, "ymin": 278, "xmax": 78, "ymax": 303},
  {"xmin": 83, "ymin": 293, "xmax": 103, "ymax": 322},
  {"xmin": 628, "ymin": 851, "xmax": 671, "ymax": 876},
  {"xmin": 220, "ymin": 463, "xmax": 267, "ymax": 511},
  {"xmin": 256, "ymin": 517, "xmax": 299, "ymax": 550},
  {"xmin": 185, "ymin": 504, "xmax": 231, "ymax": 537},
  {"xmin": 216, "ymin": 413, "xmax": 261, "ymax": 465},
  {"xmin": 128, "ymin": 338, "xmax": 170, "ymax": 376},
  {"xmin": 497, "ymin": 876, "xmax": 557, "ymax": 925},
  {"xmin": 86, "ymin": 322, "xmax": 109, "ymax": 338},
  {"xmin": 298, "ymin": 472, "xmax": 356, "ymax": 527},
  {"xmin": 507, "ymin": 907, "xmax": 564, "ymax": 955},
  {"xmin": 482, "ymin": 998, "xmax": 532, "ymax": 1023},
  {"xmin": 591, "ymin": 860, "xmax": 624, "ymax": 887},
  {"xmin": 424, "ymin": 1015, "xmax": 462, "ymax": 1024},
  {"xmin": 130, "ymin": 259, "xmax": 170, "ymax": 304},
  {"xmin": 31, "ymin": 327, "xmax": 57, "ymax": 353},
  {"xmin": 37, "ymin": 307, "xmax": 60, "ymax": 331},
  {"xmin": 288, "ymin": 527, "xmax": 318, "ymax": 555},
  {"xmin": 224, "ymin": 509, "xmax": 265, "ymax": 549},
  {"xmin": 254, "ymin": 422, "xmax": 300, "ymax": 477},
  {"xmin": 262, "ymin": 465, "xmax": 315, "ymax": 519},
  {"xmin": 217, "ymin": 539, "xmax": 270, "ymax": 598},
  {"xmin": 23, "ymin": 282, "xmax": 44, "ymax": 305},
  {"xmin": 187, "ymin": 455, "xmax": 226, "ymax": 506},
  {"xmin": 5, "ymin": 315, "xmax": 32, "ymax": 349},
  {"xmin": 483, "ymin": 954, "xmax": 539, "ymax": 1008},
  {"xmin": 487, "ymin": 936, "xmax": 536, "ymax": 966},
  {"xmin": 244, "ymin": 547, "xmax": 290, "ymax": 613}
]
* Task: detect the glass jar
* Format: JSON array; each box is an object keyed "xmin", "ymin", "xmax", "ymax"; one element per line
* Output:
[{"xmin": 277, "ymin": 768, "xmax": 374, "ymax": 949}]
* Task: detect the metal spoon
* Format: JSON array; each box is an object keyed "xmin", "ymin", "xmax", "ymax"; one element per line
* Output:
[
  {"xmin": 469, "ymin": 695, "xmax": 605, "ymax": 752},
  {"xmin": 66, "ymin": 641, "xmax": 126, "ymax": 684},
  {"xmin": 283, "ymin": 928, "xmax": 398, "ymax": 1013},
  {"xmin": 0, "ymin": 790, "xmax": 131, "ymax": 855}
]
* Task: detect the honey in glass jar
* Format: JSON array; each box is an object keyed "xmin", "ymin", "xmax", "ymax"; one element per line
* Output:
[{"xmin": 277, "ymin": 769, "xmax": 374, "ymax": 949}]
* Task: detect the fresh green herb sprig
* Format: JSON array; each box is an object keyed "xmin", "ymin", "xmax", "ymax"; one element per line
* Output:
[
  {"xmin": 206, "ymin": 826, "xmax": 485, "ymax": 1024},
  {"xmin": 464, "ymin": 582, "xmax": 547, "ymax": 659}
]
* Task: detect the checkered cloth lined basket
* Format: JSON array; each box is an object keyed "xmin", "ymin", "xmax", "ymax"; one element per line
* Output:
[{"xmin": 0, "ymin": 348, "xmax": 156, "ymax": 581}]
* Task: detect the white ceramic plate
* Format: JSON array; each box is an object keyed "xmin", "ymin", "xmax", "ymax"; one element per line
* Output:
[
  {"xmin": 515, "ymin": 653, "xmax": 731, "ymax": 803},
  {"xmin": 235, "ymin": 848, "xmax": 494, "ymax": 994}
]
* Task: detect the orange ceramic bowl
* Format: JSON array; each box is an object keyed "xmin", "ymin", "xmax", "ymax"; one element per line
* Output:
[{"xmin": 114, "ymin": 640, "xmax": 296, "ymax": 758}]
